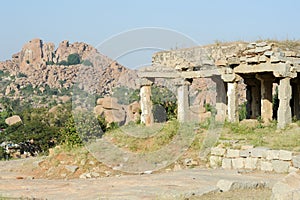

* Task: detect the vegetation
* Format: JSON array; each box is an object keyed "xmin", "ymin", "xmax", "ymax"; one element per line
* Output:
[{"xmin": 112, "ymin": 86, "xmax": 139, "ymax": 105}]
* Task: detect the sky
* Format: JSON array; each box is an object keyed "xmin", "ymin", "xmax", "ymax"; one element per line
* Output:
[{"xmin": 1, "ymin": 0, "xmax": 300, "ymax": 69}]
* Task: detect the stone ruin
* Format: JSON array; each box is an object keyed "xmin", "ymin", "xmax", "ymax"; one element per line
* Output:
[{"xmin": 137, "ymin": 41, "xmax": 300, "ymax": 129}]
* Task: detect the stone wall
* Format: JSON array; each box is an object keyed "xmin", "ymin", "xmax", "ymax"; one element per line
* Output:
[{"xmin": 209, "ymin": 146, "xmax": 300, "ymax": 173}]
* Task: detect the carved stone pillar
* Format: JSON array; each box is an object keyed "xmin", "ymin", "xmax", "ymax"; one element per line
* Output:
[
  {"xmin": 139, "ymin": 79, "xmax": 154, "ymax": 126},
  {"xmin": 256, "ymin": 74, "xmax": 274, "ymax": 123},
  {"xmin": 227, "ymin": 81, "xmax": 239, "ymax": 122},
  {"xmin": 277, "ymin": 77, "xmax": 292, "ymax": 129},
  {"xmin": 177, "ymin": 79, "xmax": 190, "ymax": 123}
]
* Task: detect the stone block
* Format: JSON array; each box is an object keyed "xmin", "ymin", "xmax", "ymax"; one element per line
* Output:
[
  {"xmin": 260, "ymin": 161, "xmax": 273, "ymax": 172},
  {"xmin": 226, "ymin": 149, "xmax": 240, "ymax": 158},
  {"xmin": 232, "ymin": 158, "xmax": 245, "ymax": 169},
  {"xmin": 241, "ymin": 145, "xmax": 254, "ymax": 150},
  {"xmin": 292, "ymin": 156, "xmax": 300, "ymax": 168},
  {"xmin": 272, "ymin": 172, "xmax": 300, "ymax": 200},
  {"xmin": 272, "ymin": 160, "xmax": 290, "ymax": 173},
  {"xmin": 266, "ymin": 150, "xmax": 280, "ymax": 160},
  {"xmin": 210, "ymin": 147, "xmax": 226, "ymax": 156},
  {"xmin": 251, "ymin": 147, "xmax": 268, "ymax": 158},
  {"xmin": 246, "ymin": 56, "xmax": 259, "ymax": 64},
  {"xmin": 209, "ymin": 156, "xmax": 222, "ymax": 169},
  {"xmin": 245, "ymin": 157, "xmax": 258, "ymax": 170},
  {"xmin": 279, "ymin": 150, "xmax": 293, "ymax": 161},
  {"xmin": 239, "ymin": 149, "xmax": 251, "ymax": 158},
  {"xmin": 222, "ymin": 158, "xmax": 232, "ymax": 169}
]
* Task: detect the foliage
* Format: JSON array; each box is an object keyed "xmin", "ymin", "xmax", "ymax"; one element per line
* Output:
[
  {"xmin": 17, "ymin": 72, "xmax": 27, "ymax": 78},
  {"xmin": 67, "ymin": 53, "xmax": 81, "ymax": 65},
  {"xmin": 112, "ymin": 86, "xmax": 140, "ymax": 105},
  {"xmin": 82, "ymin": 59, "xmax": 93, "ymax": 66},
  {"xmin": 57, "ymin": 60, "xmax": 69, "ymax": 66},
  {"xmin": 59, "ymin": 117, "xmax": 83, "ymax": 149},
  {"xmin": 238, "ymin": 102, "xmax": 247, "ymax": 121},
  {"xmin": 151, "ymin": 85, "xmax": 177, "ymax": 120},
  {"xmin": 46, "ymin": 61, "xmax": 55, "ymax": 65}
]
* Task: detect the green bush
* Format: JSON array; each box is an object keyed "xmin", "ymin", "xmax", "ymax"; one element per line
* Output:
[
  {"xmin": 46, "ymin": 61, "xmax": 55, "ymax": 65},
  {"xmin": 67, "ymin": 53, "xmax": 81, "ymax": 65},
  {"xmin": 112, "ymin": 86, "xmax": 140, "ymax": 105},
  {"xmin": 58, "ymin": 60, "xmax": 69, "ymax": 66},
  {"xmin": 17, "ymin": 72, "xmax": 27, "ymax": 78},
  {"xmin": 82, "ymin": 59, "xmax": 93, "ymax": 66},
  {"xmin": 239, "ymin": 102, "xmax": 247, "ymax": 121}
]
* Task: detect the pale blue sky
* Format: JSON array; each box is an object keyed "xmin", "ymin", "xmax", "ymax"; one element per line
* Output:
[{"xmin": 1, "ymin": 0, "xmax": 300, "ymax": 68}]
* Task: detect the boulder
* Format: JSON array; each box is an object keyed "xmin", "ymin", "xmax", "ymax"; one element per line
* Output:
[
  {"xmin": 5, "ymin": 115, "xmax": 22, "ymax": 126},
  {"xmin": 272, "ymin": 172, "xmax": 300, "ymax": 200}
]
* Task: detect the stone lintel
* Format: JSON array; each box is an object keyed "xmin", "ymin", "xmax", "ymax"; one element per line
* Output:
[
  {"xmin": 235, "ymin": 63, "xmax": 286, "ymax": 74},
  {"xmin": 138, "ymin": 71, "xmax": 180, "ymax": 78},
  {"xmin": 137, "ymin": 78, "xmax": 154, "ymax": 87}
]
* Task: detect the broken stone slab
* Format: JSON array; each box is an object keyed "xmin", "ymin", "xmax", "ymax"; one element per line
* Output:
[
  {"xmin": 255, "ymin": 45, "xmax": 271, "ymax": 53},
  {"xmin": 217, "ymin": 179, "xmax": 266, "ymax": 192},
  {"xmin": 264, "ymin": 50, "xmax": 274, "ymax": 57},
  {"xmin": 256, "ymin": 42, "xmax": 268, "ymax": 47},
  {"xmin": 227, "ymin": 57, "xmax": 240, "ymax": 66},
  {"xmin": 271, "ymin": 172, "xmax": 300, "ymax": 200},
  {"xmin": 272, "ymin": 160, "xmax": 290, "ymax": 173},
  {"xmin": 279, "ymin": 150, "xmax": 293, "ymax": 161},
  {"xmin": 259, "ymin": 55, "xmax": 267, "ymax": 62},
  {"xmin": 239, "ymin": 149, "xmax": 251, "ymax": 158}
]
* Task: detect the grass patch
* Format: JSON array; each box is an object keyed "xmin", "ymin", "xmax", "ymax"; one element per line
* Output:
[{"xmin": 220, "ymin": 120, "xmax": 300, "ymax": 151}]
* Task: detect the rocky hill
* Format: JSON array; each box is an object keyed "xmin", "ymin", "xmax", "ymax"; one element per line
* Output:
[{"xmin": 0, "ymin": 38, "xmax": 138, "ymax": 97}]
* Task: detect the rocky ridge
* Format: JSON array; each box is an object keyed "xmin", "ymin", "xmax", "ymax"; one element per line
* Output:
[{"xmin": 0, "ymin": 38, "xmax": 138, "ymax": 96}]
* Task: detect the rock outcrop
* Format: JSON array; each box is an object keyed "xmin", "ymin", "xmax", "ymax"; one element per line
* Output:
[
  {"xmin": 5, "ymin": 115, "xmax": 22, "ymax": 126},
  {"xmin": 0, "ymin": 38, "xmax": 138, "ymax": 96}
]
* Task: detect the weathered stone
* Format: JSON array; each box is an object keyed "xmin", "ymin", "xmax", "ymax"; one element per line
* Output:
[
  {"xmin": 226, "ymin": 149, "xmax": 240, "ymax": 158},
  {"xmin": 227, "ymin": 82, "xmax": 239, "ymax": 122},
  {"xmin": 140, "ymin": 85, "xmax": 153, "ymax": 126},
  {"xmin": 210, "ymin": 147, "xmax": 226, "ymax": 156},
  {"xmin": 209, "ymin": 156, "xmax": 222, "ymax": 168},
  {"xmin": 256, "ymin": 42, "xmax": 267, "ymax": 47},
  {"xmin": 241, "ymin": 145, "xmax": 254, "ymax": 150},
  {"xmin": 5, "ymin": 115, "xmax": 22, "ymax": 126},
  {"xmin": 177, "ymin": 81, "xmax": 190, "ymax": 123},
  {"xmin": 239, "ymin": 149, "xmax": 251, "ymax": 158},
  {"xmin": 272, "ymin": 160, "xmax": 290, "ymax": 173},
  {"xmin": 215, "ymin": 59, "xmax": 227, "ymax": 66},
  {"xmin": 65, "ymin": 165, "xmax": 78, "ymax": 173},
  {"xmin": 258, "ymin": 55, "xmax": 267, "ymax": 62},
  {"xmin": 266, "ymin": 150, "xmax": 280, "ymax": 160},
  {"xmin": 222, "ymin": 158, "xmax": 232, "ymax": 169},
  {"xmin": 272, "ymin": 172, "xmax": 300, "ymax": 200},
  {"xmin": 246, "ymin": 56, "xmax": 259, "ymax": 64},
  {"xmin": 264, "ymin": 50, "xmax": 274, "ymax": 57},
  {"xmin": 227, "ymin": 57, "xmax": 240, "ymax": 65},
  {"xmin": 277, "ymin": 78, "xmax": 292, "ymax": 129},
  {"xmin": 260, "ymin": 161, "xmax": 273, "ymax": 172},
  {"xmin": 217, "ymin": 179, "xmax": 266, "ymax": 193},
  {"xmin": 251, "ymin": 147, "xmax": 269, "ymax": 158},
  {"xmin": 292, "ymin": 156, "xmax": 300, "ymax": 168},
  {"xmin": 245, "ymin": 157, "xmax": 258, "ymax": 170},
  {"xmin": 279, "ymin": 150, "xmax": 293, "ymax": 161},
  {"xmin": 232, "ymin": 158, "xmax": 245, "ymax": 169},
  {"xmin": 217, "ymin": 180, "xmax": 234, "ymax": 192}
]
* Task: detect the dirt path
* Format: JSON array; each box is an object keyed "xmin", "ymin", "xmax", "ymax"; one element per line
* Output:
[{"xmin": 0, "ymin": 158, "xmax": 285, "ymax": 200}]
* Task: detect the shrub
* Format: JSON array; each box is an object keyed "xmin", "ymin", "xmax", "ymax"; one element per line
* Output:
[
  {"xmin": 67, "ymin": 53, "xmax": 81, "ymax": 65},
  {"xmin": 46, "ymin": 61, "xmax": 55, "ymax": 65},
  {"xmin": 58, "ymin": 60, "xmax": 69, "ymax": 66},
  {"xmin": 82, "ymin": 59, "xmax": 93, "ymax": 66}
]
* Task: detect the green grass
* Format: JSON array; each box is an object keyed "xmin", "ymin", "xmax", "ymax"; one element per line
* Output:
[{"xmin": 220, "ymin": 120, "xmax": 300, "ymax": 151}]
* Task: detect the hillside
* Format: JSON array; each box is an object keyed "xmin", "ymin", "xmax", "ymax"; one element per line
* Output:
[{"xmin": 0, "ymin": 38, "xmax": 138, "ymax": 99}]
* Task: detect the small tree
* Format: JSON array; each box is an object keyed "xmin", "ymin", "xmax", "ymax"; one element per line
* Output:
[{"xmin": 67, "ymin": 53, "xmax": 81, "ymax": 65}]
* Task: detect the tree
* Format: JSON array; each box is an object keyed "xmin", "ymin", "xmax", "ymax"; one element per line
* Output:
[{"xmin": 67, "ymin": 53, "xmax": 81, "ymax": 65}]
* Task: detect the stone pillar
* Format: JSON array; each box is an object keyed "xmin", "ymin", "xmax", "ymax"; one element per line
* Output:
[
  {"xmin": 177, "ymin": 80, "xmax": 190, "ymax": 123},
  {"xmin": 277, "ymin": 78, "xmax": 292, "ymax": 129},
  {"xmin": 227, "ymin": 82, "xmax": 239, "ymax": 122},
  {"xmin": 256, "ymin": 74, "xmax": 274, "ymax": 123},
  {"xmin": 140, "ymin": 79, "xmax": 154, "ymax": 126},
  {"xmin": 212, "ymin": 76, "xmax": 227, "ymax": 122}
]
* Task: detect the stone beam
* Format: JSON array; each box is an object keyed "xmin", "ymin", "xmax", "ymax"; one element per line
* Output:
[
  {"xmin": 277, "ymin": 77, "xmax": 292, "ymax": 129},
  {"xmin": 235, "ymin": 63, "xmax": 288, "ymax": 74}
]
